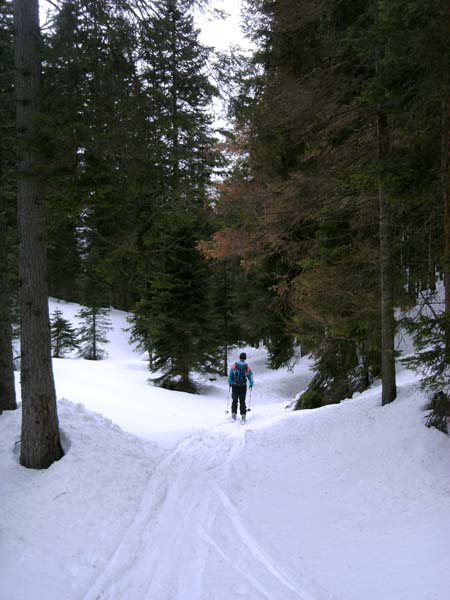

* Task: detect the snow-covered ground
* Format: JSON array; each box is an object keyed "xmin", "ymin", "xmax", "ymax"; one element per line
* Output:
[{"xmin": 1, "ymin": 298, "xmax": 449, "ymax": 600}]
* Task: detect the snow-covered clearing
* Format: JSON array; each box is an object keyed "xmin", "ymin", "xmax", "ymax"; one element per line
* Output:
[{"xmin": 1, "ymin": 298, "xmax": 449, "ymax": 600}]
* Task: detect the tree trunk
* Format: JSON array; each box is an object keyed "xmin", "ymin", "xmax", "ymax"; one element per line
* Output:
[
  {"xmin": 0, "ymin": 195, "xmax": 17, "ymax": 412},
  {"xmin": 92, "ymin": 308, "xmax": 97, "ymax": 360},
  {"xmin": 223, "ymin": 344, "xmax": 228, "ymax": 377},
  {"xmin": 170, "ymin": 1, "xmax": 180, "ymax": 188},
  {"xmin": 14, "ymin": 0, "xmax": 63, "ymax": 468},
  {"xmin": 377, "ymin": 110, "xmax": 397, "ymax": 405},
  {"xmin": 441, "ymin": 96, "xmax": 450, "ymax": 353}
]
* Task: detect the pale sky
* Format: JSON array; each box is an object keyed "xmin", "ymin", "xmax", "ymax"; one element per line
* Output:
[
  {"xmin": 40, "ymin": 1, "xmax": 249, "ymax": 51},
  {"xmin": 196, "ymin": 0, "xmax": 250, "ymax": 51}
]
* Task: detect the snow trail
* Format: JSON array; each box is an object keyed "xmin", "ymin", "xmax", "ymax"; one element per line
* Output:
[
  {"xmin": 84, "ymin": 424, "xmax": 245, "ymax": 599},
  {"xmin": 83, "ymin": 417, "xmax": 330, "ymax": 600}
]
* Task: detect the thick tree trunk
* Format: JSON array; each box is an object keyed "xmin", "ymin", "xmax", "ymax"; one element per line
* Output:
[
  {"xmin": 14, "ymin": 0, "xmax": 63, "ymax": 468},
  {"xmin": 0, "ymin": 197, "xmax": 17, "ymax": 412},
  {"xmin": 377, "ymin": 110, "xmax": 397, "ymax": 405}
]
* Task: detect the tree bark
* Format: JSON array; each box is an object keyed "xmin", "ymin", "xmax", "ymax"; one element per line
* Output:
[
  {"xmin": 14, "ymin": 0, "xmax": 63, "ymax": 468},
  {"xmin": 378, "ymin": 110, "xmax": 397, "ymax": 405},
  {"xmin": 170, "ymin": 0, "xmax": 180, "ymax": 189},
  {"xmin": 92, "ymin": 308, "xmax": 97, "ymax": 360},
  {"xmin": 0, "ymin": 193, "xmax": 17, "ymax": 413},
  {"xmin": 223, "ymin": 344, "xmax": 228, "ymax": 377},
  {"xmin": 441, "ymin": 95, "xmax": 450, "ymax": 353}
]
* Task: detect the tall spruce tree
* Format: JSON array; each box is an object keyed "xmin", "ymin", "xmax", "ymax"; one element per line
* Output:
[
  {"xmin": 14, "ymin": 0, "xmax": 63, "ymax": 468},
  {"xmin": 130, "ymin": 0, "xmax": 221, "ymax": 391}
]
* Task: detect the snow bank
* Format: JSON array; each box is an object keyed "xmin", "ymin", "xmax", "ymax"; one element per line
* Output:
[
  {"xmin": 229, "ymin": 388, "xmax": 450, "ymax": 600},
  {"xmin": 0, "ymin": 400, "xmax": 162, "ymax": 600}
]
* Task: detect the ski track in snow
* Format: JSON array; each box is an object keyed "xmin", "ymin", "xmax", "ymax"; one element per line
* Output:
[
  {"xmin": 83, "ymin": 424, "xmax": 242, "ymax": 600},
  {"xmin": 83, "ymin": 417, "xmax": 330, "ymax": 600}
]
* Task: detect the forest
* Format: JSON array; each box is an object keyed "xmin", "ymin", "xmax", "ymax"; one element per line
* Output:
[{"xmin": 1, "ymin": 0, "xmax": 450, "ymax": 469}]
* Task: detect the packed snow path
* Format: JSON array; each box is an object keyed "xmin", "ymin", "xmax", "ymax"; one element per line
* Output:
[
  {"xmin": 84, "ymin": 421, "xmax": 331, "ymax": 600},
  {"xmin": 2, "ymin": 301, "xmax": 449, "ymax": 600}
]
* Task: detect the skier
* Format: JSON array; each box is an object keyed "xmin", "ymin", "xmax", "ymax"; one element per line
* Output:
[{"xmin": 228, "ymin": 352, "xmax": 254, "ymax": 422}]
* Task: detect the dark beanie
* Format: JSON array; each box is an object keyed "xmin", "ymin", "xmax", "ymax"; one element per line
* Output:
[{"xmin": 239, "ymin": 352, "xmax": 246, "ymax": 360}]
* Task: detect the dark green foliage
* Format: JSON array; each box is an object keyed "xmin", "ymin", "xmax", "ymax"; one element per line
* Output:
[
  {"xmin": 295, "ymin": 390, "xmax": 322, "ymax": 411},
  {"xmin": 26, "ymin": 2, "xmax": 219, "ymax": 319},
  {"xmin": 50, "ymin": 308, "xmax": 79, "ymax": 358},
  {"xmin": 207, "ymin": 258, "xmax": 243, "ymax": 375},
  {"xmin": 403, "ymin": 308, "xmax": 450, "ymax": 388},
  {"xmin": 302, "ymin": 338, "xmax": 375, "ymax": 408},
  {"xmin": 128, "ymin": 1, "xmax": 222, "ymax": 391},
  {"xmin": 76, "ymin": 306, "xmax": 112, "ymax": 360},
  {"xmin": 402, "ymin": 307, "xmax": 450, "ymax": 434},
  {"xmin": 425, "ymin": 392, "xmax": 450, "ymax": 435},
  {"xmin": 40, "ymin": 0, "xmax": 226, "ymax": 391},
  {"xmin": 41, "ymin": 0, "xmax": 154, "ymax": 308},
  {"xmin": 134, "ymin": 209, "xmax": 222, "ymax": 391}
]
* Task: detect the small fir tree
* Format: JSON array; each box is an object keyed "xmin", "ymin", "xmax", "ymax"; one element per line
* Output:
[
  {"xmin": 403, "ymin": 310, "xmax": 450, "ymax": 434},
  {"xmin": 50, "ymin": 308, "xmax": 78, "ymax": 358},
  {"xmin": 76, "ymin": 306, "xmax": 112, "ymax": 360}
]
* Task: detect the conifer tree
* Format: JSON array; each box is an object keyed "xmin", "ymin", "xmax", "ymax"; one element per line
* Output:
[
  {"xmin": 131, "ymin": 0, "xmax": 221, "ymax": 391},
  {"xmin": 50, "ymin": 308, "xmax": 79, "ymax": 358},
  {"xmin": 212, "ymin": 0, "xmax": 447, "ymax": 407},
  {"xmin": 76, "ymin": 305, "xmax": 112, "ymax": 361},
  {"xmin": 41, "ymin": 0, "xmax": 146, "ymax": 308},
  {"xmin": 14, "ymin": 0, "xmax": 63, "ymax": 468}
]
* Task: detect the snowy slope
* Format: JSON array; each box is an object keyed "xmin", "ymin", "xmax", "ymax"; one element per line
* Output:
[{"xmin": 1, "ymin": 300, "xmax": 449, "ymax": 600}]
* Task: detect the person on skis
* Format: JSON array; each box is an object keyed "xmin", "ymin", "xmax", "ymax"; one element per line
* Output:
[{"xmin": 228, "ymin": 352, "xmax": 254, "ymax": 422}]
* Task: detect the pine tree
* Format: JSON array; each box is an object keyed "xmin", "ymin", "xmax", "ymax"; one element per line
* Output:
[
  {"xmin": 76, "ymin": 305, "xmax": 112, "ymax": 360},
  {"xmin": 130, "ymin": 0, "xmax": 221, "ymax": 391},
  {"xmin": 50, "ymin": 308, "xmax": 79, "ymax": 358},
  {"xmin": 14, "ymin": 0, "xmax": 63, "ymax": 468}
]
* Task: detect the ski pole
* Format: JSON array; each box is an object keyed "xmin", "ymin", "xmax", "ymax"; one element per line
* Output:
[
  {"xmin": 226, "ymin": 386, "xmax": 231, "ymax": 413},
  {"xmin": 247, "ymin": 385, "xmax": 253, "ymax": 412}
]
